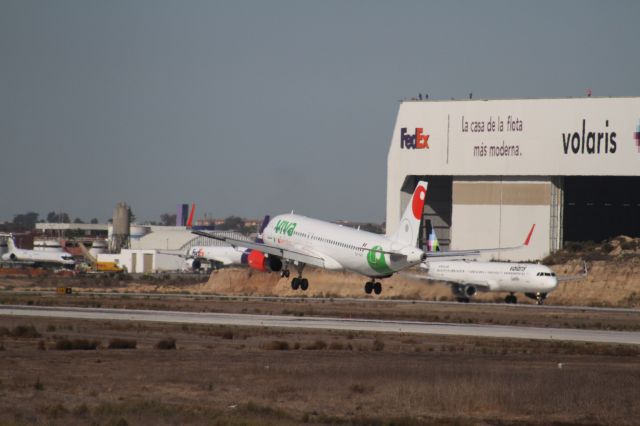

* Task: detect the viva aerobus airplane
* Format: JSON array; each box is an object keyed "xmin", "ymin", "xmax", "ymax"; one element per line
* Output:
[{"xmin": 194, "ymin": 181, "xmax": 473, "ymax": 294}]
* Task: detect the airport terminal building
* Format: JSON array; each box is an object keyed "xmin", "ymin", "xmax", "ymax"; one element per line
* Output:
[{"xmin": 386, "ymin": 97, "xmax": 640, "ymax": 260}]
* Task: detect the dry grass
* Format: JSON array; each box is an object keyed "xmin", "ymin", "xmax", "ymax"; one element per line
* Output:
[{"xmin": 0, "ymin": 315, "xmax": 638, "ymax": 425}]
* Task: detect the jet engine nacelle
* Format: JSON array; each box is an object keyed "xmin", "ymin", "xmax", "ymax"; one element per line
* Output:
[
  {"xmin": 185, "ymin": 259, "xmax": 202, "ymax": 271},
  {"xmin": 452, "ymin": 284, "xmax": 477, "ymax": 298},
  {"xmin": 463, "ymin": 285, "xmax": 477, "ymax": 297},
  {"xmin": 246, "ymin": 250, "xmax": 282, "ymax": 272}
]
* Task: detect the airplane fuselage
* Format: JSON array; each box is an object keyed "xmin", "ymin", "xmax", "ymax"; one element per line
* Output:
[
  {"xmin": 188, "ymin": 246, "xmax": 245, "ymax": 266},
  {"xmin": 262, "ymin": 214, "xmax": 425, "ymax": 278},
  {"xmin": 1, "ymin": 247, "xmax": 76, "ymax": 267},
  {"xmin": 426, "ymin": 260, "xmax": 558, "ymax": 294}
]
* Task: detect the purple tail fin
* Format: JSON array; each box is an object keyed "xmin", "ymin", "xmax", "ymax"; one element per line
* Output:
[{"xmin": 256, "ymin": 215, "xmax": 270, "ymax": 243}]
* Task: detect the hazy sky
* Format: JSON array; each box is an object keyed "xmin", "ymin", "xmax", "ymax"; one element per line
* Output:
[{"xmin": 1, "ymin": 1, "xmax": 639, "ymax": 223}]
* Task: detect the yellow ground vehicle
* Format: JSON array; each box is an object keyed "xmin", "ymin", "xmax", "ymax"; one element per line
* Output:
[{"xmin": 95, "ymin": 261, "xmax": 125, "ymax": 273}]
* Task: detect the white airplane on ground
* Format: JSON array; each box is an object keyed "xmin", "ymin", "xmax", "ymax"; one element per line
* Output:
[
  {"xmin": 185, "ymin": 216, "xmax": 271, "ymax": 271},
  {"xmin": 412, "ymin": 230, "xmax": 587, "ymax": 305},
  {"xmin": 1, "ymin": 235, "xmax": 76, "ymax": 269},
  {"xmin": 194, "ymin": 181, "xmax": 486, "ymax": 294}
]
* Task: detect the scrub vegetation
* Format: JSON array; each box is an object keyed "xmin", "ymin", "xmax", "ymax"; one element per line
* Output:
[{"xmin": 0, "ymin": 316, "xmax": 638, "ymax": 425}]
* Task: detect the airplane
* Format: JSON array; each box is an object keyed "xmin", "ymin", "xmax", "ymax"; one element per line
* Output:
[
  {"xmin": 193, "ymin": 181, "xmax": 483, "ymax": 295},
  {"xmin": 410, "ymin": 229, "xmax": 587, "ymax": 305},
  {"xmin": 184, "ymin": 216, "xmax": 271, "ymax": 271},
  {"xmin": 1, "ymin": 235, "xmax": 76, "ymax": 269}
]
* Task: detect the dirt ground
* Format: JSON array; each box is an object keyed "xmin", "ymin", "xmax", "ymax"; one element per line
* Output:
[
  {"xmin": 1, "ymin": 315, "xmax": 639, "ymax": 426},
  {"xmin": 1, "ymin": 253, "xmax": 639, "ymax": 425}
]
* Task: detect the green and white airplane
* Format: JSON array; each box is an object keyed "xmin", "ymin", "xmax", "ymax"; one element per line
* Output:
[{"xmin": 194, "ymin": 181, "xmax": 483, "ymax": 294}]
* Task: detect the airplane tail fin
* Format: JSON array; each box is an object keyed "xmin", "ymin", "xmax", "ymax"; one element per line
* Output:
[
  {"xmin": 6, "ymin": 235, "xmax": 16, "ymax": 252},
  {"xmin": 256, "ymin": 215, "xmax": 270, "ymax": 243},
  {"xmin": 427, "ymin": 227, "xmax": 440, "ymax": 252},
  {"xmin": 390, "ymin": 181, "xmax": 428, "ymax": 247},
  {"xmin": 186, "ymin": 204, "xmax": 196, "ymax": 228}
]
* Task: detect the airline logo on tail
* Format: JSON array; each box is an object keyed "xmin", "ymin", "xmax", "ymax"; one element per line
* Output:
[
  {"xmin": 427, "ymin": 228, "xmax": 440, "ymax": 252},
  {"xmin": 390, "ymin": 181, "xmax": 428, "ymax": 246}
]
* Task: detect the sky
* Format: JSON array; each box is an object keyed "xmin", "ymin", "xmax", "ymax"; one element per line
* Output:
[{"xmin": 1, "ymin": 0, "xmax": 639, "ymax": 224}]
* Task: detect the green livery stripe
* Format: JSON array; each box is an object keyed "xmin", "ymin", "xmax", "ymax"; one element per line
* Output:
[{"xmin": 366, "ymin": 245, "xmax": 392, "ymax": 274}]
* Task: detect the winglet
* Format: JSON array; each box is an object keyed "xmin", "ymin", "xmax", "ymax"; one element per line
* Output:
[{"xmin": 524, "ymin": 224, "xmax": 535, "ymax": 246}]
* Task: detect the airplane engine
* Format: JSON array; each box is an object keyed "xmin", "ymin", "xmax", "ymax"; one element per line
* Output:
[
  {"xmin": 463, "ymin": 285, "xmax": 477, "ymax": 297},
  {"xmin": 247, "ymin": 251, "xmax": 282, "ymax": 272},
  {"xmin": 247, "ymin": 250, "xmax": 268, "ymax": 271},
  {"xmin": 184, "ymin": 259, "xmax": 202, "ymax": 271},
  {"xmin": 266, "ymin": 255, "xmax": 283, "ymax": 272},
  {"xmin": 452, "ymin": 284, "xmax": 477, "ymax": 298}
]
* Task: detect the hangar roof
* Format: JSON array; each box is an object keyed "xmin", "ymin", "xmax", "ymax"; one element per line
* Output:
[{"xmin": 388, "ymin": 96, "xmax": 640, "ymax": 177}]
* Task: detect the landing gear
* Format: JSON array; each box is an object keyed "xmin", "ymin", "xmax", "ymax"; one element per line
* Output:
[
  {"xmin": 524, "ymin": 292, "xmax": 547, "ymax": 305},
  {"xmin": 456, "ymin": 297, "xmax": 470, "ymax": 303},
  {"xmin": 504, "ymin": 293, "xmax": 518, "ymax": 304},
  {"xmin": 280, "ymin": 269, "xmax": 290, "ymax": 278},
  {"xmin": 289, "ymin": 263, "xmax": 308, "ymax": 291},
  {"xmin": 291, "ymin": 277, "xmax": 309, "ymax": 291},
  {"xmin": 364, "ymin": 280, "xmax": 382, "ymax": 295}
]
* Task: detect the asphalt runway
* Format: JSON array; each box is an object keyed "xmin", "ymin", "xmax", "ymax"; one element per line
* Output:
[
  {"xmin": 1, "ymin": 305, "xmax": 639, "ymax": 345},
  {"xmin": 3, "ymin": 289, "xmax": 640, "ymax": 314}
]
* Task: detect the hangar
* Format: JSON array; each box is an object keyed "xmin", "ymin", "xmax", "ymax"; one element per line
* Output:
[{"xmin": 386, "ymin": 97, "xmax": 640, "ymax": 260}]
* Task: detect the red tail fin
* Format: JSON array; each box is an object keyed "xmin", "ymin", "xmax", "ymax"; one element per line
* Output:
[{"xmin": 186, "ymin": 204, "xmax": 196, "ymax": 228}]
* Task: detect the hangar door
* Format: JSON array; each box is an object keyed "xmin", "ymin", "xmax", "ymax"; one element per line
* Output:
[{"xmin": 563, "ymin": 177, "xmax": 640, "ymax": 242}]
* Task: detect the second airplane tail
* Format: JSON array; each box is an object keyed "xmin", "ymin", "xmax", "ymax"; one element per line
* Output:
[{"xmin": 389, "ymin": 181, "xmax": 428, "ymax": 247}]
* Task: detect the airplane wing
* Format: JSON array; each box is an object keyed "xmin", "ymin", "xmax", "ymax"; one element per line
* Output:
[
  {"xmin": 192, "ymin": 230, "xmax": 327, "ymax": 268},
  {"xmin": 425, "ymin": 224, "xmax": 536, "ymax": 258},
  {"xmin": 402, "ymin": 271, "xmax": 493, "ymax": 290}
]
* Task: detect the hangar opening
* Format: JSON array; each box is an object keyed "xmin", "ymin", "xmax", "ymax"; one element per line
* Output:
[{"xmin": 563, "ymin": 176, "xmax": 640, "ymax": 243}]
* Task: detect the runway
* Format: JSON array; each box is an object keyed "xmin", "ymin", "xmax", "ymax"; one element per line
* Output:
[
  {"xmin": 4, "ymin": 290, "xmax": 640, "ymax": 314},
  {"xmin": 1, "ymin": 305, "xmax": 639, "ymax": 345}
]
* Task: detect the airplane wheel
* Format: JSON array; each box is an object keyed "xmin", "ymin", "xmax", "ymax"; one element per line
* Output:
[
  {"xmin": 457, "ymin": 297, "xmax": 470, "ymax": 303},
  {"xmin": 536, "ymin": 298, "xmax": 544, "ymax": 305},
  {"xmin": 504, "ymin": 295, "xmax": 517, "ymax": 304},
  {"xmin": 291, "ymin": 278, "xmax": 300, "ymax": 290},
  {"xmin": 373, "ymin": 282, "xmax": 382, "ymax": 295},
  {"xmin": 281, "ymin": 270, "xmax": 290, "ymax": 278},
  {"xmin": 364, "ymin": 282, "xmax": 373, "ymax": 294},
  {"xmin": 300, "ymin": 278, "xmax": 309, "ymax": 291}
]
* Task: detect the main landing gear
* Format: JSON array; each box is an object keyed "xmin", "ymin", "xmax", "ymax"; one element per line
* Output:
[
  {"xmin": 504, "ymin": 293, "xmax": 518, "ymax": 304},
  {"xmin": 287, "ymin": 263, "xmax": 308, "ymax": 291},
  {"xmin": 364, "ymin": 280, "xmax": 382, "ymax": 295}
]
